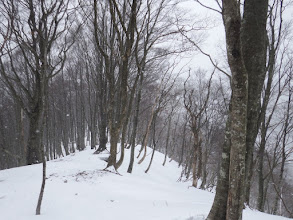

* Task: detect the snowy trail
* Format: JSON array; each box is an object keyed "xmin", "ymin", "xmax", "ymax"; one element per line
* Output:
[{"xmin": 0, "ymin": 146, "xmax": 291, "ymax": 220}]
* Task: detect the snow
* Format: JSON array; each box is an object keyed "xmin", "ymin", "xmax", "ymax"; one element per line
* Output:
[{"xmin": 0, "ymin": 146, "xmax": 291, "ymax": 220}]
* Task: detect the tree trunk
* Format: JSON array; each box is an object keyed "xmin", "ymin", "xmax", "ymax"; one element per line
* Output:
[
  {"xmin": 145, "ymin": 114, "xmax": 157, "ymax": 173},
  {"xmin": 207, "ymin": 0, "xmax": 268, "ymax": 219},
  {"xmin": 192, "ymin": 141, "xmax": 198, "ymax": 188},
  {"xmin": 115, "ymin": 123, "xmax": 126, "ymax": 169},
  {"xmin": 178, "ymin": 121, "xmax": 187, "ymax": 167},
  {"xmin": 106, "ymin": 129, "xmax": 118, "ymax": 169},
  {"xmin": 36, "ymin": 105, "xmax": 47, "ymax": 215},
  {"xmin": 105, "ymin": 0, "xmax": 137, "ymax": 169},
  {"xmin": 256, "ymin": 13, "xmax": 277, "ymax": 210},
  {"xmin": 138, "ymin": 102, "xmax": 160, "ymax": 164},
  {"xmin": 162, "ymin": 116, "xmax": 172, "ymax": 166},
  {"xmin": 36, "ymin": 145, "xmax": 46, "ymax": 215},
  {"xmin": 26, "ymin": 110, "xmax": 44, "ymax": 164},
  {"xmin": 116, "ymin": 70, "xmax": 139, "ymax": 169},
  {"xmin": 200, "ymin": 143, "xmax": 208, "ymax": 189},
  {"xmin": 90, "ymin": 128, "xmax": 97, "ymax": 150},
  {"xmin": 197, "ymin": 137, "xmax": 203, "ymax": 180},
  {"xmin": 272, "ymin": 91, "xmax": 291, "ymax": 215},
  {"xmin": 242, "ymin": 0, "xmax": 268, "ymax": 204},
  {"xmin": 19, "ymin": 107, "xmax": 26, "ymax": 165},
  {"xmin": 63, "ymin": 135, "xmax": 70, "ymax": 156},
  {"xmin": 127, "ymin": 75, "xmax": 143, "ymax": 173},
  {"xmin": 95, "ymin": 110, "xmax": 107, "ymax": 154},
  {"xmin": 207, "ymin": 108, "xmax": 231, "ymax": 220},
  {"xmin": 222, "ymin": 1, "xmax": 248, "ymax": 218},
  {"xmin": 257, "ymin": 131, "xmax": 266, "ymax": 211}
]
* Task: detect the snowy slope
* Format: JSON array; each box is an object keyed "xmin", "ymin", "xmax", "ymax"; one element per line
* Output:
[{"xmin": 0, "ymin": 146, "xmax": 291, "ymax": 220}]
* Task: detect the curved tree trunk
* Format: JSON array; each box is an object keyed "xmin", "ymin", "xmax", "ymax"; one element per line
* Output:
[
  {"xmin": 116, "ymin": 69, "xmax": 140, "ymax": 169},
  {"xmin": 127, "ymin": 74, "xmax": 143, "ymax": 173},
  {"xmin": 145, "ymin": 115, "xmax": 157, "ymax": 173}
]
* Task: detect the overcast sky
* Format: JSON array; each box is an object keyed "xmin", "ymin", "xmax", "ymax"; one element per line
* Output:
[{"xmin": 176, "ymin": 0, "xmax": 293, "ymax": 81}]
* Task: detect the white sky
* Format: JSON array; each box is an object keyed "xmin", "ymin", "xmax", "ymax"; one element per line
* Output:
[{"xmin": 176, "ymin": 0, "xmax": 293, "ymax": 80}]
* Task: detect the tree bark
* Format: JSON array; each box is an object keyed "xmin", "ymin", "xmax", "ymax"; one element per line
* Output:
[
  {"xmin": 26, "ymin": 95, "xmax": 46, "ymax": 164},
  {"xmin": 36, "ymin": 145, "xmax": 46, "ymax": 215},
  {"xmin": 241, "ymin": 0, "xmax": 268, "ymax": 204},
  {"xmin": 222, "ymin": 1, "xmax": 248, "ymax": 218},
  {"xmin": 105, "ymin": 0, "xmax": 137, "ymax": 169},
  {"xmin": 162, "ymin": 116, "xmax": 172, "ymax": 166},
  {"xmin": 206, "ymin": 106, "xmax": 231, "ymax": 220},
  {"xmin": 127, "ymin": 75, "xmax": 143, "ymax": 173},
  {"xmin": 207, "ymin": 0, "xmax": 268, "ymax": 219},
  {"xmin": 145, "ymin": 113, "xmax": 158, "ymax": 173}
]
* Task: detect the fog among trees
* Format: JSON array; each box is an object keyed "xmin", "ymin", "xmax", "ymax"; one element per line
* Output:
[{"xmin": 0, "ymin": 0, "xmax": 292, "ymax": 219}]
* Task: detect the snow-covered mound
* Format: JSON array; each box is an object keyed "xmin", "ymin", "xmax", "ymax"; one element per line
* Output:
[{"xmin": 0, "ymin": 146, "xmax": 290, "ymax": 220}]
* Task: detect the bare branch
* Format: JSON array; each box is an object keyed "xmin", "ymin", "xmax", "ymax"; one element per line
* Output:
[
  {"xmin": 178, "ymin": 28, "xmax": 231, "ymax": 80},
  {"xmin": 194, "ymin": 0, "xmax": 222, "ymax": 14}
]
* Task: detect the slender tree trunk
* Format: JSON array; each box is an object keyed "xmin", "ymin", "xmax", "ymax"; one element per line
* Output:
[
  {"xmin": 36, "ymin": 93, "xmax": 48, "ymax": 215},
  {"xmin": 75, "ymin": 74, "xmax": 86, "ymax": 151},
  {"xmin": 197, "ymin": 137, "xmax": 202, "ymax": 180},
  {"xmin": 185, "ymin": 141, "xmax": 194, "ymax": 180},
  {"xmin": 115, "ymin": 123, "xmax": 126, "ymax": 169},
  {"xmin": 257, "ymin": 18, "xmax": 276, "ymax": 211},
  {"xmin": 105, "ymin": 0, "xmax": 137, "ymax": 170},
  {"xmin": 200, "ymin": 144, "xmax": 208, "ymax": 189},
  {"xmin": 178, "ymin": 121, "xmax": 187, "ymax": 167},
  {"xmin": 63, "ymin": 135, "xmax": 70, "ymax": 156},
  {"xmin": 90, "ymin": 128, "xmax": 97, "ymax": 150},
  {"xmin": 168, "ymin": 114, "xmax": 180, "ymax": 162},
  {"xmin": 192, "ymin": 141, "xmax": 198, "ymax": 188},
  {"xmin": 127, "ymin": 76, "xmax": 143, "ymax": 173},
  {"xmin": 145, "ymin": 114, "xmax": 157, "ymax": 173},
  {"xmin": 272, "ymin": 91, "xmax": 291, "ymax": 215},
  {"xmin": 116, "ymin": 71, "xmax": 139, "ymax": 169},
  {"xmin": 191, "ymin": 123, "xmax": 200, "ymax": 188},
  {"xmin": 162, "ymin": 116, "xmax": 172, "ymax": 166},
  {"xmin": 207, "ymin": 105, "xmax": 231, "ymax": 220},
  {"xmin": 138, "ymin": 104, "xmax": 159, "ymax": 164},
  {"xmin": 257, "ymin": 132, "xmax": 266, "ymax": 211},
  {"xmin": 36, "ymin": 145, "xmax": 46, "ymax": 215},
  {"xmin": 20, "ymin": 108, "xmax": 26, "ymax": 165},
  {"xmin": 61, "ymin": 71, "xmax": 70, "ymax": 156}
]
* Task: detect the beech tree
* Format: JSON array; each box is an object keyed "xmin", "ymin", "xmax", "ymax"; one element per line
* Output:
[
  {"xmin": 1, "ymin": 0, "xmax": 292, "ymax": 218},
  {"xmin": 183, "ymin": 70, "xmax": 214, "ymax": 187},
  {"xmin": 0, "ymin": 0, "xmax": 75, "ymax": 165},
  {"xmin": 207, "ymin": 0, "xmax": 268, "ymax": 220},
  {"xmin": 0, "ymin": 0, "xmax": 79, "ymax": 215}
]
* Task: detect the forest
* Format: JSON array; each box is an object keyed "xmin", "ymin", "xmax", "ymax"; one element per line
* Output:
[{"xmin": 0, "ymin": 0, "xmax": 292, "ymax": 219}]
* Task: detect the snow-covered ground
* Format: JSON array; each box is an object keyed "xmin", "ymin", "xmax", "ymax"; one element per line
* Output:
[{"xmin": 0, "ymin": 146, "xmax": 291, "ymax": 220}]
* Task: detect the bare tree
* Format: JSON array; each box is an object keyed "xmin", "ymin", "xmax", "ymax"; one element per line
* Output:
[
  {"xmin": 0, "ymin": 0, "xmax": 79, "ymax": 215},
  {"xmin": 0, "ymin": 0, "xmax": 75, "ymax": 165},
  {"xmin": 207, "ymin": 0, "xmax": 268, "ymax": 219},
  {"xmin": 183, "ymin": 70, "xmax": 214, "ymax": 187}
]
